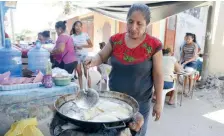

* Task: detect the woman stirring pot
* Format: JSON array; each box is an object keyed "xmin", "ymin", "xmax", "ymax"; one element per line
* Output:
[{"xmin": 85, "ymin": 4, "xmax": 163, "ymax": 136}]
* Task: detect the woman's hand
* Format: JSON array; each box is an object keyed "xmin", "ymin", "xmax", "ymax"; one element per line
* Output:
[
  {"xmin": 182, "ymin": 61, "xmax": 188, "ymax": 65},
  {"xmin": 152, "ymin": 102, "xmax": 162, "ymax": 121},
  {"xmin": 128, "ymin": 112, "xmax": 144, "ymax": 132},
  {"xmin": 76, "ymin": 46, "xmax": 83, "ymax": 50},
  {"xmin": 84, "ymin": 56, "xmax": 94, "ymax": 68}
]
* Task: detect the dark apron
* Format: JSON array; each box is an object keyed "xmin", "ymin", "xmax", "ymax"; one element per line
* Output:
[{"xmin": 109, "ymin": 56, "xmax": 153, "ymax": 136}]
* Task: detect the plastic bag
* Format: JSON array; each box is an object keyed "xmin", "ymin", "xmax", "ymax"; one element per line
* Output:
[
  {"xmin": 5, "ymin": 118, "xmax": 44, "ymax": 136},
  {"xmin": 52, "ymin": 67, "xmax": 73, "ymax": 78}
]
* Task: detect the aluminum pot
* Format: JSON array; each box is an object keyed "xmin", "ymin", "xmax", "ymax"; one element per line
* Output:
[{"xmin": 54, "ymin": 91, "xmax": 139, "ymax": 130}]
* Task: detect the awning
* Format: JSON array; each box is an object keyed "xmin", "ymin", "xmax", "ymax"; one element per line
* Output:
[{"xmin": 87, "ymin": 1, "xmax": 209, "ymax": 23}]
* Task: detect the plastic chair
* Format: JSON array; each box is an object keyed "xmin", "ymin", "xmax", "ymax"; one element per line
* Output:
[
  {"xmin": 98, "ymin": 64, "xmax": 111, "ymax": 91},
  {"xmin": 161, "ymin": 75, "xmax": 177, "ymax": 110},
  {"xmin": 190, "ymin": 71, "xmax": 200, "ymax": 99}
]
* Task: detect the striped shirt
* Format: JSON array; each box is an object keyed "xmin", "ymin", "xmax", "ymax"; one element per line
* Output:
[{"xmin": 182, "ymin": 43, "xmax": 198, "ymax": 62}]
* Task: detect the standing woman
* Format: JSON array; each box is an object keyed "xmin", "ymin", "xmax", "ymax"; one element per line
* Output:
[
  {"xmin": 85, "ymin": 4, "xmax": 163, "ymax": 136},
  {"xmin": 51, "ymin": 21, "xmax": 77, "ymax": 74},
  {"xmin": 71, "ymin": 21, "xmax": 93, "ymax": 89}
]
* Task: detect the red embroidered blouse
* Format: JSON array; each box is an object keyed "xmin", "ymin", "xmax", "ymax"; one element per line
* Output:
[{"xmin": 110, "ymin": 33, "xmax": 162, "ymax": 65}]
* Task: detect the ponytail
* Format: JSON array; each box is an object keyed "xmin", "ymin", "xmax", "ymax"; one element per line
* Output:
[{"xmin": 193, "ymin": 34, "xmax": 197, "ymax": 43}]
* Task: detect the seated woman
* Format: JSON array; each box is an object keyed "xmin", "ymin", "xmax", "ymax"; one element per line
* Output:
[
  {"xmin": 163, "ymin": 48, "xmax": 182, "ymax": 105},
  {"xmin": 180, "ymin": 33, "xmax": 198, "ymax": 96},
  {"xmin": 153, "ymin": 48, "xmax": 182, "ymax": 105}
]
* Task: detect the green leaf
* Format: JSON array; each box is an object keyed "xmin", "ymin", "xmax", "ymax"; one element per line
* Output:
[
  {"xmin": 123, "ymin": 54, "xmax": 135, "ymax": 62},
  {"xmin": 146, "ymin": 46, "xmax": 152, "ymax": 54},
  {"xmin": 114, "ymin": 40, "xmax": 123, "ymax": 45},
  {"xmin": 143, "ymin": 43, "xmax": 148, "ymax": 47}
]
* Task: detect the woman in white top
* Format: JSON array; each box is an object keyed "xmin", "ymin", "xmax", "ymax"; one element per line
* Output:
[
  {"xmin": 153, "ymin": 48, "xmax": 182, "ymax": 105},
  {"xmin": 71, "ymin": 21, "xmax": 93, "ymax": 89}
]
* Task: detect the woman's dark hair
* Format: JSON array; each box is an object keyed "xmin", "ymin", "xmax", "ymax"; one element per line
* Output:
[
  {"xmin": 38, "ymin": 32, "xmax": 43, "ymax": 36},
  {"xmin": 162, "ymin": 48, "xmax": 171, "ymax": 55},
  {"xmin": 186, "ymin": 33, "xmax": 197, "ymax": 43},
  {"xmin": 42, "ymin": 30, "xmax": 50, "ymax": 38},
  {"xmin": 70, "ymin": 21, "xmax": 82, "ymax": 35},
  {"xmin": 55, "ymin": 21, "xmax": 67, "ymax": 31},
  {"xmin": 127, "ymin": 4, "xmax": 151, "ymax": 25},
  {"xmin": 99, "ymin": 42, "xmax": 106, "ymax": 49},
  {"xmin": 193, "ymin": 34, "xmax": 197, "ymax": 43},
  {"xmin": 199, "ymin": 54, "xmax": 203, "ymax": 57}
]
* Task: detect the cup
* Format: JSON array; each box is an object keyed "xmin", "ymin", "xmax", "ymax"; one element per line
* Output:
[{"xmin": 42, "ymin": 75, "xmax": 53, "ymax": 88}]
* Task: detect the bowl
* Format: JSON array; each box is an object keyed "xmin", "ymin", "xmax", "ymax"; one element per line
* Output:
[{"xmin": 53, "ymin": 77, "xmax": 71, "ymax": 86}]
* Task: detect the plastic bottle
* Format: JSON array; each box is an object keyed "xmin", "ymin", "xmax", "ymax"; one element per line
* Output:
[
  {"xmin": 28, "ymin": 41, "xmax": 50, "ymax": 74},
  {"xmin": 0, "ymin": 39, "xmax": 22, "ymax": 77}
]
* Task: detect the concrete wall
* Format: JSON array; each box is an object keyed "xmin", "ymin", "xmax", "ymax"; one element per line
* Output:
[
  {"xmin": 174, "ymin": 7, "xmax": 208, "ymax": 61},
  {"xmin": 66, "ymin": 16, "xmax": 79, "ymax": 34},
  {"xmin": 208, "ymin": 1, "xmax": 224, "ymax": 75},
  {"xmin": 67, "ymin": 12, "xmax": 119, "ymax": 53},
  {"xmin": 66, "ymin": 11, "xmax": 165, "ymax": 54},
  {"xmin": 159, "ymin": 19, "xmax": 166, "ymax": 45},
  {"xmin": 92, "ymin": 12, "xmax": 119, "ymax": 52},
  {"xmin": 152, "ymin": 21, "xmax": 161, "ymax": 39}
]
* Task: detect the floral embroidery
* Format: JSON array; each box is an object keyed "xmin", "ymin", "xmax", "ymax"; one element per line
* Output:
[
  {"xmin": 123, "ymin": 53, "xmax": 135, "ymax": 62},
  {"xmin": 113, "ymin": 40, "xmax": 123, "ymax": 46},
  {"xmin": 142, "ymin": 43, "xmax": 152, "ymax": 54},
  {"xmin": 111, "ymin": 33, "xmax": 162, "ymax": 64}
]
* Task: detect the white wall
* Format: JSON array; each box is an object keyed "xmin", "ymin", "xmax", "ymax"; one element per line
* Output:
[
  {"xmin": 159, "ymin": 19, "xmax": 166, "ymax": 45},
  {"xmin": 174, "ymin": 7, "xmax": 208, "ymax": 60},
  {"xmin": 208, "ymin": 1, "xmax": 224, "ymax": 75}
]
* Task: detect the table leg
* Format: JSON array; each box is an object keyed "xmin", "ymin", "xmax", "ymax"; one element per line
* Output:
[
  {"xmin": 174, "ymin": 77, "xmax": 179, "ymax": 107},
  {"xmin": 191, "ymin": 77, "xmax": 196, "ymax": 99},
  {"xmin": 180, "ymin": 76, "xmax": 186, "ymax": 106}
]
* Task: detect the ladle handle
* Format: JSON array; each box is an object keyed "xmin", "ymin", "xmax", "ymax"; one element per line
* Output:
[{"xmin": 86, "ymin": 68, "xmax": 89, "ymax": 90}]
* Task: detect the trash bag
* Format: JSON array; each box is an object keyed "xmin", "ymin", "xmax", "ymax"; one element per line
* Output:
[{"xmin": 4, "ymin": 118, "xmax": 44, "ymax": 136}]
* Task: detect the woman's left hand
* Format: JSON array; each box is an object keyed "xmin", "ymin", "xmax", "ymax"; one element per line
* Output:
[
  {"xmin": 76, "ymin": 46, "xmax": 83, "ymax": 50},
  {"xmin": 183, "ymin": 61, "xmax": 189, "ymax": 65},
  {"xmin": 128, "ymin": 112, "xmax": 144, "ymax": 132},
  {"xmin": 152, "ymin": 102, "xmax": 162, "ymax": 121}
]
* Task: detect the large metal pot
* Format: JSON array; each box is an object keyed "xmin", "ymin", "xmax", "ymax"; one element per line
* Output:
[{"xmin": 54, "ymin": 91, "xmax": 139, "ymax": 130}]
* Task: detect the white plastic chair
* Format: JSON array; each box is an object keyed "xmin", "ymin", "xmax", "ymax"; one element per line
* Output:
[
  {"xmin": 161, "ymin": 77, "xmax": 177, "ymax": 110},
  {"xmin": 98, "ymin": 64, "xmax": 111, "ymax": 91}
]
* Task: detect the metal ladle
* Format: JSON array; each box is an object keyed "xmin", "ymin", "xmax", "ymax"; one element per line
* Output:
[{"xmin": 75, "ymin": 68, "xmax": 99, "ymax": 109}]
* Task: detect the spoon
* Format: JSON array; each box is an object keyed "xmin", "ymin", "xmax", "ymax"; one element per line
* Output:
[{"xmin": 75, "ymin": 68, "xmax": 99, "ymax": 109}]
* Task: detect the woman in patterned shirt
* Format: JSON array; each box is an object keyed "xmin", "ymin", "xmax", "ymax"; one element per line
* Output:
[{"xmin": 85, "ymin": 4, "xmax": 163, "ymax": 136}]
